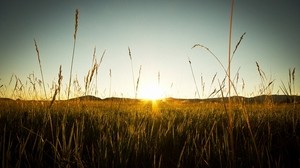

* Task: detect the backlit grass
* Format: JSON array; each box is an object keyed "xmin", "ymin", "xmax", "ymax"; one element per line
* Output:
[{"xmin": 0, "ymin": 99, "xmax": 299, "ymax": 167}]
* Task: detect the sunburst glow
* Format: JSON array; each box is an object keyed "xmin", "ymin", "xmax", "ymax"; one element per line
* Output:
[{"xmin": 139, "ymin": 84, "xmax": 165, "ymax": 100}]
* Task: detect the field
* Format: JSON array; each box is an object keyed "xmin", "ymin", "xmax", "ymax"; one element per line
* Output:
[
  {"xmin": 1, "ymin": 97, "xmax": 299, "ymax": 168},
  {"xmin": 1, "ymin": 6, "xmax": 299, "ymax": 168}
]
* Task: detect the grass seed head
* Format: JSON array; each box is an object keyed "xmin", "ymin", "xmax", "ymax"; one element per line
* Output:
[{"xmin": 74, "ymin": 9, "xmax": 79, "ymax": 40}]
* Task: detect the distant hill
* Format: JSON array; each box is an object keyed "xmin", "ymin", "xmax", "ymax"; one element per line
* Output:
[
  {"xmin": 68, "ymin": 95, "xmax": 102, "ymax": 101},
  {"xmin": 245, "ymin": 95, "xmax": 300, "ymax": 103},
  {"xmin": 1, "ymin": 95, "xmax": 299, "ymax": 104},
  {"xmin": 0, "ymin": 97, "xmax": 14, "ymax": 101},
  {"xmin": 165, "ymin": 95, "xmax": 300, "ymax": 104}
]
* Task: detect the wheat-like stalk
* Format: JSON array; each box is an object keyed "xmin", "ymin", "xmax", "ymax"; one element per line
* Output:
[
  {"xmin": 49, "ymin": 65, "xmax": 63, "ymax": 108},
  {"xmin": 95, "ymin": 50, "xmax": 106, "ymax": 96},
  {"xmin": 74, "ymin": 9, "xmax": 79, "ymax": 40},
  {"xmin": 128, "ymin": 47, "xmax": 136, "ymax": 98},
  {"xmin": 57, "ymin": 65, "xmax": 63, "ymax": 100},
  {"xmin": 207, "ymin": 73, "xmax": 218, "ymax": 98},
  {"xmin": 292, "ymin": 68, "xmax": 295, "ymax": 94},
  {"xmin": 67, "ymin": 9, "xmax": 79, "ymax": 99},
  {"xmin": 188, "ymin": 57, "xmax": 200, "ymax": 98},
  {"xmin": 135, "ymin": 65, "xmax": 142, "ymax": 99},
  {"xmin": 34, "ymin": 39, "xmax": 47, "ymax": 99},
  {"xmin": 227, "ymin": 0, "xmax": 235, "ymax": 101},
  {"xmin": 84, "ymin": 59, "xmax": 97, "ymax": 96},
  {"xmin": 231, "ymin": 32, "xmax": 246, "ymax": 63},
  {"xmin": 200, "ymin": 74, "xmax": 205, "ymax": 97}
]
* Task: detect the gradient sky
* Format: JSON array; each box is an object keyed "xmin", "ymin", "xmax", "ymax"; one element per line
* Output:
[{"xmin": 0, "ymin": 0, "xmax": 299, "ymax": 99}]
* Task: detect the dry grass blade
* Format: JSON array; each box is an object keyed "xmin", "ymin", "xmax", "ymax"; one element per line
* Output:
[
  {"xmin": 98, "ymin": 50, "xmax": 106, "ymax": 67},
  {"xmin": 188, "ymin": 57, "xmax": 200, "ymax": 98},
  {"xmin": 68, "ymin": 9, "xmax": 80, "ymax": 99},
  {"xmin": 9, "ymin": 74, "xmax": 14, "ymax": 85},
  {"xmin": 84, "ymin": 58, "xmax": 97, "ymax": 96},
  {"xmin": 95, "ymin": 49, "xmax": 106, "ymax": 95},
  {"xmin": 292, "ymin": 68, "xmax": 295, "ymax": 83},
  {"xmin": 208, "ymin": 89, "xmax": 216, "ymax": 98},
  {"xmin": 292, "ymin": 68, "xmax": 296, "ymax": 95},
  {"xmin": 231, "ymin": 32, "xmax": 246, "ymax": 63},
  {"xmin": 280, "ymin": 67, "xmax": 296, "ymax": 97},
  {"xmin": 208, "ymin": 73, "xmax": 217, "ymax": 97},
  {"xmin": 192, "ymin": 44, "xmax": 227, "ymax": 77},
  {"xmin": 227, "ymin": 0, "xmax": 235, "ymax": 101},
  {"xmin": 256, "ymin": 61, "xmax": 266, "ymax": 81},
  {"xmin": 74, "ymin": 9, "xmax": 79, "ymax": 40},
  {"xmin": 128, "ymin": 47, "xmax": 132, "ymax": 60},
  {"xmin": 34, "ymin": 39, "xmax": 47, "ymax": 99},
  {"xmin": 49, "ymin": 65, "xmax": 63, "ymax": 108},
  {"xmin": 289, "ymin": 68, "xmax": 292, "ymax": 94},
  {"xmin": 192, "ymin": 44, "xmax": 240, "ymax": 97},
  {"xmin": 128, "ymin": 47, "xmax": 136, "ymax": 98},
  {"xmin": 201, "ymin": 74, "xmax": 205, "ymax": 97},
  {"xmin": 92, "ymin": 47, "xmax": 96, "ymax": 65},
  {"xmin": 135, "ymin": 65, "xmax": 142, "ymax": 98},
  {"xmin": 211, "ymin": 73, "xmax": 217, "ymax": 87},
  {"xmin": 49, "ymin": 89, "xmax": 58, "ymax": 108},
  {"xmin": 57, "ymin": 65, "xmax": 63, "ymax": 100}
]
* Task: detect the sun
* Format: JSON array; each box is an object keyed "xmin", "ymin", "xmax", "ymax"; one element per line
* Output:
[{"xmin": 139, "ymin": 84, "xmax": 165, "ymax": 100}]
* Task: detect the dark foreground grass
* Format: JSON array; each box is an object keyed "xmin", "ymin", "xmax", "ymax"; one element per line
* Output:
[{"xmin": 0, "ymin": 98, "xmax": 299, "ymax": 168}]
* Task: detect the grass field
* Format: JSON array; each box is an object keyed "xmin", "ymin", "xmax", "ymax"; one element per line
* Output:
[
  {"xmin": 1, "ymin": 97, "xmax": 299, "ymax": 168},
  {"xmin": 1, "ymin": 6, "xmax": 299, "ymax": 168}
]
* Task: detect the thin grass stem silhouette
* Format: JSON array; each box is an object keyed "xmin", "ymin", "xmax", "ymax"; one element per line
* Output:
[
  {"xmin": 128, "ymin": 47, "xmax": 136, "ymax": 98},
  {"xmin": 34, "ymin": 39, "xmax": 47, "ymax": 99},
  {"xmin": 228, "ymin": 0, "xmax": 235, "ymax": 99},
  {"xmin": 135, "ymin": 65, "xmax": 142, "ymax": 99},
  {"xmin": 188, "ymin": 57, "xmax": 200, "ymax": 98},
  {"xmin": 67, "ymin": 9, "xmax": 79, "ymax": 99}
]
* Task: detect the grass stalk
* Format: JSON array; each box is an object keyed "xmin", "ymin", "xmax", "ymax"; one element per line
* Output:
[
  {"xmin": 135, "ymin": 65, "xmax": 142, "ymax": 98},
  {"xmin": 84, "ymin": 48, "xmax": 98, "ymax": 96},
  {"xmin": 228, "ymin": 0, "xmax": 235, "ymax": 99},
  {"xmin": 34, "ymin": 39, "xmax": 47, "ymax": 99},
  {"xmin": 49, "ymin": 65, "xmax": 62, "ymax": 108},
  {"xmin": 95, "ymin": 50, "xmax": 106, "ymax": 96},
  {"xmin": 218, "ymin": 79, "xmax": 235, "ymax": 168},
  {"xmin": 188, "ymin": 57, "xmax": 200, "ymax": 98},
  {"xmin": 67, "ymin": 9, "xmax": 79, "ymax": 100},
  {"xmin": 128, "ymin": 47, "xmax": 136, "ymax": 98}
]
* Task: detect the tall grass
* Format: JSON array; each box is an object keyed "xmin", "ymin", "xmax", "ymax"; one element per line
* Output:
[
  {"xmin": 255, "ymin": 61, "xmax": 275, "ymax": 96},
  {"xmin": 280, "ymin": 68, "xmax": 296, "ymax": 96},
  {"xmin": 95, "ymin": 50, "xmax": 106, "ymax": 96},
  {"xmin": 84, "ymin": 47, "xmax": 98, "ymax": 96},
  {"xmin": 135, "ymin": 65, "xmax": 142, "ymax": 98},
  {"xmin": 188, "ymin": 57, "xmax": 200, "ymax": 98},
  {"xmin": 1, "ymin": 99, "xmax": 299, "ymax": 167},
  {"xmin": 67, "ymin": 9, "xmax": 79, "ymax": 100},
  {"xmin": 49, "ymin": 65, "xmax": 62, "ymax": 108},
  {"xmin": 128, "ymin": 47, "xmax": 136, "ymax": 98},
  {"xmin": 227, "ymin": 0, "xmax": 234, "ymax": 99},
  {"xmin": 34, "ymin": 39, "xmax": 47, "ymax": 99}
]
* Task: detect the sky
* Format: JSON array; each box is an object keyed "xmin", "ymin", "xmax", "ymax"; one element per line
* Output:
[{"xmin": 0, "ymin": 0, "xmax": 299, "ymax": 100}]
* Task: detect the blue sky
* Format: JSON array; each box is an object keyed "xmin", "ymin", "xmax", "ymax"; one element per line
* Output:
[{"xmin": 0, "ymin": 0, "xmax": 299, "ymax": 99}]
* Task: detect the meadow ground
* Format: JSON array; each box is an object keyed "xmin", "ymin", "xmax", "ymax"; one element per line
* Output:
[{"xmin": 0, "ymin": 98, "xmax": 299, "ymax": 168}]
